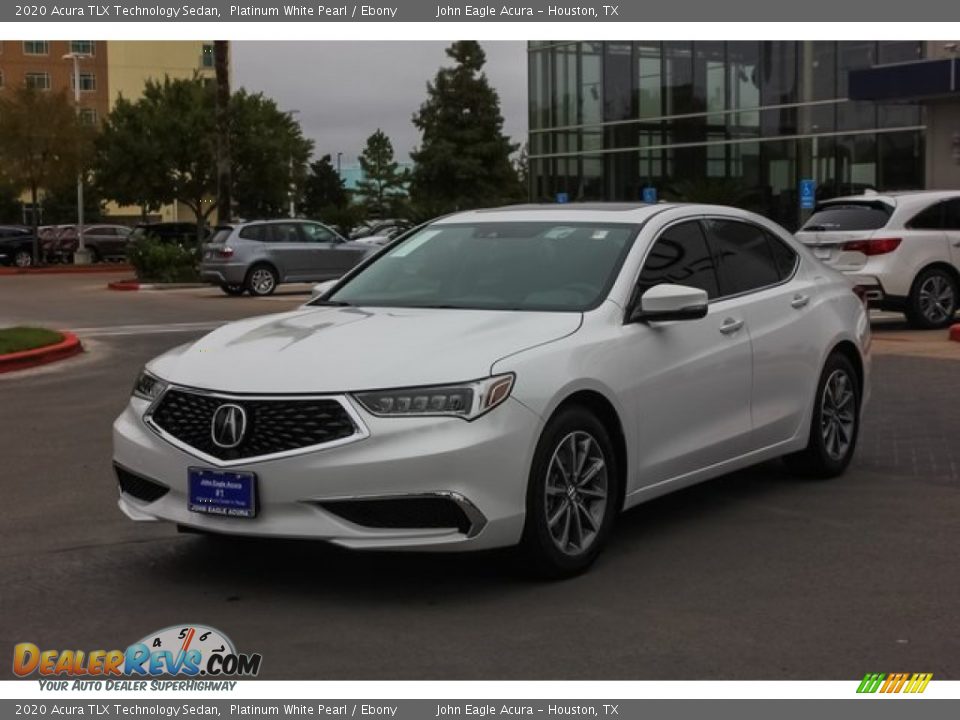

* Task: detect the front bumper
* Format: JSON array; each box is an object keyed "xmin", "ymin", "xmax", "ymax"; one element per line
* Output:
[{"xmin": 112, "ymin": 394, "xmax": 542, "ymax": 551}]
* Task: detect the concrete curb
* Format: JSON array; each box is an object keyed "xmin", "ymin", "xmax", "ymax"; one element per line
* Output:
[
  {"xmin": 950, "ymin": 324, "xmax": 960, "ymax": 343},
  {"xmin": 0, "ymin": 331, "xmax": 83, "ymax": 374},
  {"xmin": 0, "ymin": 264, "xmax": 132, "ymax": 276},
  {"xmin": 107, "ymin": 280, "xmax": 207, "ymax": 291}
]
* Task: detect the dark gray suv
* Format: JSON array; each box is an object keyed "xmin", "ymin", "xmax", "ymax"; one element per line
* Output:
[{"xmin": 201, "ymin": 219, "xmax": 374, "ymax": 296}]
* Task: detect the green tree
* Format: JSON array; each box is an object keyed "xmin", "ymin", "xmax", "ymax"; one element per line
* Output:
[
  {"xmin": 355, "ymin": 129, "xmax": 408, "ymax": 218},
  {"xmin": 229, "ymin": 90, "xmax": 312, "ymax": 219},
  {"xmin": 40, "ymin": 178, "xmax": 103, "ymax": 225},
  {"xmin": 94, "ymin": 77, "xmax": 311, "ymax": 243},
  {"xmin": 95, "ymin": 77, "xmax": 216, "ymax": 243},
  {"xmin": 0, "ymin": 86, "xmax": 89, "ymax": 261},
  {"xmin": 301, "ymin": 154, "xmax": 348, "ymax": 214},
  {"xmin": 409, "ymin": 41, "xmax": 523, "ymax": 217}
]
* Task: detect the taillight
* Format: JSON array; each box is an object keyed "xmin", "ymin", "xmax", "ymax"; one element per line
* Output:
[
  {"xmin": 217, "ymin": 247, "xmax": 234, "ymax": 258},
  {"xmin": 842, "ymin": 237, "xmax": 902, "ymax": 256}
]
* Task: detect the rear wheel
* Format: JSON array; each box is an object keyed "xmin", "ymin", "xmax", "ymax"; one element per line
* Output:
[
  {"xmin": 906, "ymin": 267, "xmax": 958, "ymax": 329},
  {"xmin": 784, "ymin": 352, "xmax": 860, "ymax": 478},
  {"xmin": 520, "ymin": 406, "xmax": 620, "ymax": 578},
  {"xmin": 220, "ymin": 284, "xmax": 245, "ymax": 296},
  {"xmin": 245, "ymin": 264, "xmax": 278, "ymax": 296}
]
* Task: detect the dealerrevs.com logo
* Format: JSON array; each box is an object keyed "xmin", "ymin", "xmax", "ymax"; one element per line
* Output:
[
  {"xmin": 857, "ymin": 673, "xmax": 933, "ymax": 694},
  {"xmin": 13, "ymin": 624, "xmax": 262, "ymax": 683}
]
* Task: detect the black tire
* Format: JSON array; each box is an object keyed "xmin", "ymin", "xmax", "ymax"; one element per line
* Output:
[
  {"xmin": 784, "ymin": 352, "xmax": 860, "ymax": 479},
  {"xmin": 220, "ymin": 284, "xmax": 245, "ymax": 296},
  {"xmin": 520, "ymin": 405, "xmax": 621, "ymax": 579},
  {"xmin": 245, "ymin": 264, "xmax": 279, "ymax": 297},
  {"xmin": 14, "ymin": 249, "xmax": 33, "ymax": 268},
  {"xmin": 905, "ymin": 267, "xmax": 958, "ymax": 329}
]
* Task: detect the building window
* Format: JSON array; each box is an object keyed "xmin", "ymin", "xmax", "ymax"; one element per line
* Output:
[
  {"xmin": 23, "ymin": 41, "xmax": 49, "ymax": 56},
  {"xmin": 70, "ymin": 40, "xmax": 95, "ymax": 56},
  {"xmin": 79, "ymin": 108, "xmax": 98, "ymax": 126},
  {"xmin": 72, "ymin": 72, "xmax": 97, "ymax": 92},
  {"xmin": 201, "ymin": 43, "xmax": 214, "ymax": 68},
  {"xmin": 24, "ymin": 72, "xmax": 51, "ymax": 91}
]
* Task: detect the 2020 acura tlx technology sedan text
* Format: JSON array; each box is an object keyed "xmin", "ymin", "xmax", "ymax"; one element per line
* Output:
[{"xmin": 113, "ymin": 203, "xmax": 871, "ymax": 576}]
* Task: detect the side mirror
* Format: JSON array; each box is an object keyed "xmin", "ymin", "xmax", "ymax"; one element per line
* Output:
[{"xmin": 630, "ymin": 284, "xmax": 709, "ymax": 323}]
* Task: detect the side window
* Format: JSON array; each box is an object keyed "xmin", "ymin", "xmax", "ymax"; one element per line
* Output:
[
  {"xmin": 270, "ymin": 223, "xmax": 302, "ymax": 243},
  {"xmin": 238, "ymin": 224, "xmax": 265, "ymax": 242},
  {"xmin": 636, "ymin": 221, "xmax": 720, "ymax": 300},
  {"xmin": 94, "ymin": 227, "xmax": 115, "ymax": 236},
  {"xmin": 766, "ymin": 231, "xmax": 799, "ymax": 280},
  {"xmin": 300, "ymin": 223, "xmax": 336, "ymax": 242},
  {"xmin": 705, "ymin": 219, "xmax": 781, "ymax": 296},
  {"xmin": 942, "ymin": 199, "xmax": 960, "ymax": 231},
  {"xmin": 908, "ymin": 203, "xmax": 944, "ymax": 230}
]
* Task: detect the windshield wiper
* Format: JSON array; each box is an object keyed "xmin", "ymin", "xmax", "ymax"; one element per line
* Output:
[{"xmin": 802, "ymin": 224, "xmax": 837, "ymax": 232}]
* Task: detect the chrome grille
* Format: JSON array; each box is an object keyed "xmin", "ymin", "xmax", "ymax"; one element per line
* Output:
[{"xmin": 149, "ymin": 389, "xmax": 358, "ymax": 462}]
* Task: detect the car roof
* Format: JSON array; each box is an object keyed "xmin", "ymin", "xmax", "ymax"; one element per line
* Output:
[
  {"xmin": 820, "ymin": 190, "xmax": 960, "ymax": 209},
  {"xmin": 434, "ymin": 202, "xmax": 678, "ymax": 225}
]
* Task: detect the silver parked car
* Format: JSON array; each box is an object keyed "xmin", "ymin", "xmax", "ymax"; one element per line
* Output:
[{"xmin": 200, "ymin": 219, "xmax": 375, "ymax": 296}]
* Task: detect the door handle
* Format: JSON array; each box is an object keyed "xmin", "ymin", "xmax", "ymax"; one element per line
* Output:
[
  {"xmin": 718, "ymin": 318, "xmax": 744, "ymax": 335},
  {"xmin": 791, "ymin": 293, "xmax": 810, "ymax": 309}
]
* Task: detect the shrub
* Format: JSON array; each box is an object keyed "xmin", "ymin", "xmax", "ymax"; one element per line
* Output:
[{"xmin": 127, "ymin": 235, "xmax": 200, "ymax": 283}]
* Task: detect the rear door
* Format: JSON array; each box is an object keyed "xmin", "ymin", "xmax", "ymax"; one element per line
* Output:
[
  {"xmin": 266, "ymin": 222, "xmax": 314, "ymax": 281},
  {"xmin": 704, "ymin": 218, "xmax": 821, "ymax": 449}
]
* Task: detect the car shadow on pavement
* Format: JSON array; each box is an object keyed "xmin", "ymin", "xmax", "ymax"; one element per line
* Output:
[{"xmin": 141, "ymin": 459, "xmax": 806, "ymax": 600}]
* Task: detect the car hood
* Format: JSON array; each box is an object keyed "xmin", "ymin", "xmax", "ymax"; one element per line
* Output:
[{"xmin": 147, "ymin": 306, "xmax": 582, "ymax": 393}]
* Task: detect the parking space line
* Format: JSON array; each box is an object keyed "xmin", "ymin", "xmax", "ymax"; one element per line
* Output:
[{"xmin": 72, "ymin": 321, "xmax": 228, "ymax": 337}]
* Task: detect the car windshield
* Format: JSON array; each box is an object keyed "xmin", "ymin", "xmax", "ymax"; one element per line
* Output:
[
  {"xmin": 801, "ymin": 202, "xmax": 893, "ymax": 231},
  {"xmin": 323, "ymin": 222, "xmax": 638, "ymax": 312}
]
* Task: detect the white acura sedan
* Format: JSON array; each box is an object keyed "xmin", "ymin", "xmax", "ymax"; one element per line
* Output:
[{"xmin": 113, "ymin": 203, "xmax": 871, "ymax": 576}]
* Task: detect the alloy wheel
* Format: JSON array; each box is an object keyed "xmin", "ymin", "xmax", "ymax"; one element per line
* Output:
[
  {"xmin": 14, "ymin": 251, "xmax": 32, "ymax": 268},
  {"xmin": 249, "ymin": 268, "xmax": 276, "ymax": 295},
  {"xmin": 820, "ymin": 369, "xmax": 856, "ymax": 462},
  {"xmin": 918, "ymin": 274, "xmax": 956, "ymax": 325},
  {"xmin": 544, "ymin": 431, "xmax": 608, "ymax": 556}
]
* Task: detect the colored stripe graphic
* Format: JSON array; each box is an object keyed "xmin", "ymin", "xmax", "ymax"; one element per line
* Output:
[{"xmin": 857, "ymin": 672, "xmax": 931, "ymax": 693}]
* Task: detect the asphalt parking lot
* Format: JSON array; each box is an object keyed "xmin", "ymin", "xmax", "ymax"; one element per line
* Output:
[{"xmin": 1, "ymin": 272, "xmax": 959, "ymax": 680}]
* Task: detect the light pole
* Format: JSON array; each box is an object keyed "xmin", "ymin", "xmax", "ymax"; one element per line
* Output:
[
  {"xmin": 288, "ymin": 109, "xmax": 300, "ymax": 218},
  {"xmin": 336, "ymin": 152, "xmax": 343, "ymax": 179},
  {"xmin": 63, "ymin": 51, "xmax": 92, "ymax": 265}
]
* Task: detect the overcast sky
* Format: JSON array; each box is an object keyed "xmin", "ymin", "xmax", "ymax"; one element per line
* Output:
[{"xmin": 232, "ymin": 42, "xmax": 527, "ymax": 167}]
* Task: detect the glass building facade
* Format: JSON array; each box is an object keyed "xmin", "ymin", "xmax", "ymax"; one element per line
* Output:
[{"xmin": 528, "ymin": 41, "xmax": 927, "ymax": 229}]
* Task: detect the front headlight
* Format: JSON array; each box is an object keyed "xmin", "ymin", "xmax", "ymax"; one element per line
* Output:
[
  {"xmin": 132, "ymin": 370, "xmax": 168, "ymax": 402},
  {"xmin": 352, "ymin": 374, "xmax": 515, "ymax": 421}
]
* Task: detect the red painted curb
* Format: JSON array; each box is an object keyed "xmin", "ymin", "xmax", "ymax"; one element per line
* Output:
[
  {"xmin": 108, "ymin": 280, "xmax": 141, "ymax": 291},
  {"xmin": 949, "ymin": 324, "xmax": 960, "ymax": 343},
  {"xmin": 0, "ymin": 332, "xmax": 83, "ymax": 374},
  {"xmin": 0, "ymin": 264, "xmax": 132, "ymax": 276}
]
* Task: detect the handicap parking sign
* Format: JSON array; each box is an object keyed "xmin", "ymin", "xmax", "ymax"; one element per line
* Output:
[
  {"xmin": 642, "ymin": 187, "xmax": 657, "ymax": 203},
  {"xmin": 800, "ymin": 179, "xmax": 816, "ymax": 210},
  {"xmin": 555, "ymin": 192, "xmax": 569, "ymax": 204}
]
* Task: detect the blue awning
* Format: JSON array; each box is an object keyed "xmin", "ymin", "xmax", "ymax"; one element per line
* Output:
[{"xmin": 849, "ymin": 58, "xmax": 959, "ymax": 102}]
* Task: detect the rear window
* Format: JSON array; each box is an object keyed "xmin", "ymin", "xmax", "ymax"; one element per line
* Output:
[
  {"xmin": 801, "ymin": 203, "xmax": 893, "ymax": 232},
  {"xmin": 211, "ymin": 227, "xmax": 234, "ymax": 244}
]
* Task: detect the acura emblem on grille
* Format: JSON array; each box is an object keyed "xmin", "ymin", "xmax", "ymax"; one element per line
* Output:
[{"xmin": 211, "ymin": 404, "xmax": 247, "ymax": 449}]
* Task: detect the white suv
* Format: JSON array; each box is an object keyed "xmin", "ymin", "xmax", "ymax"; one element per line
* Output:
[{"xmin": 796, "ymin": 191, "xmax": 960, "ymax": 329}]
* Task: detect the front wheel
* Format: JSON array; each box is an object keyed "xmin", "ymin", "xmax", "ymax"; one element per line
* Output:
[
  {"xmin": 520, "ymin": 406, "xmax": 620, "ymax": 578},
  {"xmin": 906, "ymin": 267, "xmax": 958, "ymax": 329},
  {"xmin": 784, "ymin": 352, "xmax": 860, "ymax": 478}
]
